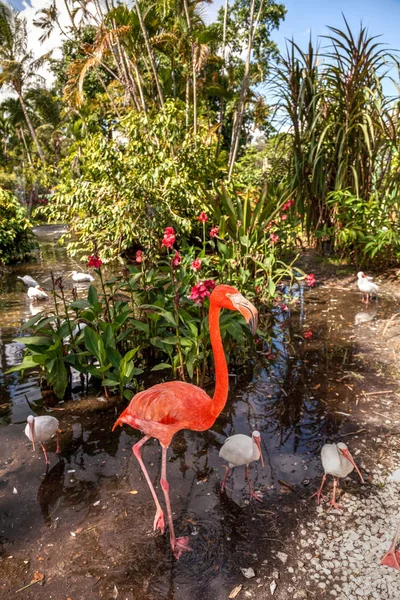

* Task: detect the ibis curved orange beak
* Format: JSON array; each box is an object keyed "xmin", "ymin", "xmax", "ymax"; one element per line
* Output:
[
  {"xmin": 29, "ymin": 420, "xmax": 35, "ymax": 451},
  {"xmin": 340, "ymin": 448, "xmax": 364, "ymax": 483},
  {"xmin": 254, "ymin": 435, "xmax": 264, "ymax": 468}
]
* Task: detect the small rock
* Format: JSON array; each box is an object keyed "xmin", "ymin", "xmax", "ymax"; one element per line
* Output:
[
  {"xmin": 277, "ymin": 552, "xmax": 288, "ymax": 564},
  {"xmin": 240, "ymin": 567, "xmax": 255, "ymax": 579},
  {"xmin": 270, "ymin": 581, "xmax": 277, "ymax": 596}
]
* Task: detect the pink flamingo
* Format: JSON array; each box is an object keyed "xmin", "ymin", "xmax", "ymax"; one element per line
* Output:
[{"xmin": 113, "ymin": 284, "xmax": 258, "ymax": 558}]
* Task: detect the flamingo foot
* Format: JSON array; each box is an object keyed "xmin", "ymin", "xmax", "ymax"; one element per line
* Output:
[
  {"xmin": 153, "ymin": 508, "xmax": 165, "ymax": 534},
  {"xmin": 381, "ymin": 549, "xmax": 400, "ymax": 572},
  {"xmin": 172, "ymin": 536, "xmax": 192, "ymax": 560}
]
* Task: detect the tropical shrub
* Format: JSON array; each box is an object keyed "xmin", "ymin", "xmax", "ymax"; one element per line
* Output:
[{"xmin": 0, "ymin": 187, "xmax": 34, "ymax": 264}]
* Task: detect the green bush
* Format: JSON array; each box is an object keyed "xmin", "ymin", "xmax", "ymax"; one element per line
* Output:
[{"xmin": 0, "ymin": 188, "xmax": 34, "ymax": 264}]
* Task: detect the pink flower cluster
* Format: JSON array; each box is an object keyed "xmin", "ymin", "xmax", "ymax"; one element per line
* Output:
[
  {"xmin": 161, "ymin": 227, "xmax": 176, "ymax": 249},
  {"xmin": 191, "ymin": 259, "xmax": 202, "ymax": 272},
  {"xmin": 210, "ymin": 226, "xmax": 219, "ymax": 238},
  {"xmin": 171, "ymin": 250, "xmax": 182, "ymax": 267},
  {"xmin": 270, "ymin": 233, "xmax": 280, "ymax": 244},
  {"xmin": 305, "ymin": 273, "xmax": 316, "ymax": 287},
  {"xmin": 197, "ymin": 212, "xmax": 208, "ymax": 223},
  {"xmin": 303, "ymin": 330, "xmax": 313, "ymax": 339},
  {"xmin": 189, "ymin": 280, "xmax": 216, "ymax": 304},
  {"xmin": 135, "ymin": 250, "xmax": 143, "ymax": 263},
  {"xmin": 282, "ymin": 199, "xmax": 294, "ymax": 211},
  {"xmin": 87, "ymin": 255, "xmax": 102, "ymax": 268}
]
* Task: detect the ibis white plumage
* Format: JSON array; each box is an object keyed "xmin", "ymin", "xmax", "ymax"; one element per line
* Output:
[
  {"xmin": 25, "ymin": 415, "xmax": 61, "ymax": 465},
  {"xmin": 357, "ymin": 272, "xmax": 379, "ymax": 304},
  {"xmin": 71, "ymin": 271, "xmax": 94, "ymax": 282},
  {"xmin": 18, "ymin": 275, "xmax": 39, "ymax": 287},
  {"xmin": 219, "ymin": 431, "xmax": 264, "ymax": 501},
  {"xmin": 27, "ymin": 285, "xmax": 48, "ymax": 301},
  {"xmin": 312, "ymin": 442, "xmax": 364, "ymax": 510}
]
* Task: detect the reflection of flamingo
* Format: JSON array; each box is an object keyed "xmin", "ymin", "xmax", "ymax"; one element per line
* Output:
[
  {"xmin": 25, "ymin": 415, "xmax": 61, "ymax": 465},
  {"xmin": 312, "ymin": 442, "xmax": 364, "ymax": 510},
  {"xmin": 219, "ymin": 431, "xmax": 264, "ymax": 501},
  {"xmin": 113, "ymin": 285, "xmax": 258, "ymax": 559}
]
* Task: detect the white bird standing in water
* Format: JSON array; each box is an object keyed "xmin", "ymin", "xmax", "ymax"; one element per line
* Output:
[
  {"xmin": 17, "ymin": 275, "xmax": 39, "ymax": 287},
  {"xmin": 27, "ymin": 285, "xmax": 48, "ymax": 301},
  {"xmin": 219, "ymin": 431, "xmax": 264, "ymax": 501},
  {"xmin": 25, "ymin": 415, "xmax": 60, "ymax": 465},
  {"xmin": 71, "ymin": 271, "xmax": 94, "ymax": 282},
  {"xmin": 312, "ymin": 442, "xmax": 365, "ymax": 510},
  {"xmin": 357, "ymin": 272, "xmax": 379, "ymax": 304}
]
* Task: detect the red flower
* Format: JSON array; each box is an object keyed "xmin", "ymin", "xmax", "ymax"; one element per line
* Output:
[
  {"xmin": 171, "ymin": 250, "xmax": 182, "ymax": 267},
  {"xmin": 189, "ymin": 280, "xmax": 216, "ymax": 304},
  {"xmin": 266, "ymin": 352, "xmax": 275, "ymax": 360},
  {"xmin": 190, "ymin": 258, "xmax": 202, "ymax": 271},
  {"xmin": 282, "ymin": 199, "xmax": 295, "ymax": 211},
  {"xmin": 279, "ymin": 303, "xmax": 288, "ymax": 311},
  {"xmin": 305, "ymin": 273, "xmax": 316, "ymax": 287},
  {"xmin": 281, "ymin": 214, "xmax": 288, "ymax": 221},
  {"xmin": 270, "ymin": 233, "xmax": 280, "ymax": 244},
  {"xmin": 255, "ymin": 285, "xmax": 261, "ymax": 295},
  {"xmin": 88, "ymin": 255, "xmax": 102, "ymax": 268},
  {"xmin": 136, "ymin": 250, "xmax": 143, "ymax": 264},
  {"xmin": 210, "ymin": 226, "xmax": 219, "ymax": 238},
  {"xmin": 161, "ymin": 227, "xmax": 176, "ymax": 249},
  {"xmin": 197, "ymin": 212, "xmax": 209, "ymax": 223},
  {"xmin": 303, "ymin": 330, "xmax": 313, "ymax": 339}
]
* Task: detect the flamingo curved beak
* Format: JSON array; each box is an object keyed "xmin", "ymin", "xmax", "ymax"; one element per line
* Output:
[
  {"xmin": 340, "ymin": 448, "xmax": 365, "ymax": 483},
  {"xmin": 29, "ymin": 420, "xmax": 35, "ymax": 451},
  {"xmin": 254, "ymin": 435, "xmax": 264, "ymax": 468},
  {"xmin": 229, "ymin": 295, "xmax": 258, "ymax": 335}
]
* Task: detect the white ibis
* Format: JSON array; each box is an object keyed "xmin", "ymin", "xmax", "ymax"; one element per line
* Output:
[
  {"xmin": 27, "ymin": 285, "xmax": 48, "ymax": 301},
  {"xmin": 312, "ymin": 442, "xmax": 365, "ymax": 510},
  {"xmin": 25, "ymin": 415, "xmax": 60, "ymax": 465},
  {"xmin": 219, "ymin": 431, "xmax": 264, "ymax": 502},
  {"xmin": 357, "ymin": 272, "xmax": 379, "ymax": 304},
  {"xmin": 71, "ymin": 271, "xmax": 94, "ymax": 282},
  {"xmin": 381, "ymin": 520, "xmax": 400, "ymax": 572},
  {"xmin": 17, "ymin": 275, "xmax": 39, "ymax": 287}
]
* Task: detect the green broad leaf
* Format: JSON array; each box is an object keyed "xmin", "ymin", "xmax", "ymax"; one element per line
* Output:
[
  {"xmin": 124, "ymin": 389, "xmax": 134, "ymax": 401},
  {"xmin": 151, "ymin": 363, "xmax": 172, "ymax": 371},
  {"xmin": 140, "ymin": 304, "xmax": 177, "ymax": 326},
  {"xmin": 103, "ymin": 323, "xmax": 116, "ymax": 349},
  {"xmin": 113, "ymin": 309, "xmax": 131, "ymax": 330},
  {"xmin": 131, "ymin": 319, "xmax": 149, "ymax": 335},
  {"xmin": 13, "ymin": 336, "xmax": 53, "ymax": 347},
  {"xmin": 21, "ymin": 313, "xmax": 47, "ymax": 331},
  {"xmin": 70, "ymin": 299, "xmax": 90, "ymax": 310},
  {"xmin": 116, "ymin": 327, "xmax": 135, "ymax": 342},
  {"xmin": 87, "ymin": 285, "xmax": 98, "ymax": 305},
  {"xmin": 47, "ymin": 358, "xmax": 68, "ymax": 399},
  {"xmin": 84, "ymin": 327, "xmax": 102, "ymax": 361},
  {"xmin": 5, "ymin": 355, "xmax": 42, "ymax": 374},
  {"xmin": 107, "ymin": 346, "xmax": 122, "ymax": 369},
  {"xmin": 102, "ymin": 378, "xmax": 120, "ymax": 387}
]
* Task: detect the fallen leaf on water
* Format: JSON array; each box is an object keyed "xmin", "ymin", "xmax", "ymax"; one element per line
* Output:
[
  {"xmin": 228, "ymin": 584, "xmax": 243, "ymax": 598},
  {"xmin": 129, "ymin": 490, "xmax": 138, "ymax": 495}
]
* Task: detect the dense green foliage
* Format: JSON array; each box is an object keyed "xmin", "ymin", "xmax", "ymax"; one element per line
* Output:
[{"xmin": 0, "ymin": 188, "xmax": 34, "ymax": 264}]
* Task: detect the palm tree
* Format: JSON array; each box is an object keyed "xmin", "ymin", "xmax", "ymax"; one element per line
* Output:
[{"xmin": 0, "ymin": 1, "xmax": 47, "ymax": 164}]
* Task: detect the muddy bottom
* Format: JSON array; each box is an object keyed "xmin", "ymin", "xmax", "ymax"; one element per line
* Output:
[{"xmin": 1, "ymin": 239, "xmax": 400, "ymax": 599}]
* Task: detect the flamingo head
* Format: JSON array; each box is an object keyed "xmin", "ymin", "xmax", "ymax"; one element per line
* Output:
[
  {"xmin": 211, "ymin": 284, "xmax": 258, "ymax": 335},
  {"xmin": 252, "ymin": 431, "xmax": 264, "ymax": 467},
  {"xmin": 27, "ymin": 415, "xmax": 36, "ymax": 451},
  {"xmin": 337, "ymin": 442, "xmax": 364, "ymax": 483},
  {"xmin": 357, "ymin": 271, "xmax": 366, "ymax": 279}
]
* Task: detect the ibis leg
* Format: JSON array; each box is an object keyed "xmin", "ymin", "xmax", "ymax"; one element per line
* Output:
[
  {"xmin": 132, "ymin": 435, "xmax": 165, "ymax": 534},
  {"xmin": 381, "ymin": 520, "xmax": 400, "ymax": 572},
  {"xmin": 160, "ymin": 445, "xmax": 191, "ymax": 559},
  {"xmin": 329, "ymin": 477, "xmax": 343, "ymax": 511},
  {"xmin": 221, "ymin": 466, "xmax": 230, "ymax": 491},
  {"xmin": 40, "ymin": 443, "xmax": 50, "ymax": 465},
  {"xmin": 56, "ymin": 432, "xmax": 61, "ymax": 454},
  {"xmin": 311, "ymin": 474, "xmax": 327, "ymax": 505},
  {"xmin": 245, "ymin": 465, "xmax": 263, "ymax": 502}
]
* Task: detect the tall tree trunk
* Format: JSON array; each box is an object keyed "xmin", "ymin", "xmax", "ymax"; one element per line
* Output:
[
  {"xmin": 183, "ymin": 0, "xmax": 197, "ymax": 136},
  {"xmin": 16, "ymin": 91, "xmax": 46, "ymax": 165},
  {"xmin": 216, "ymin": 0, "xmax": 229, "ymax": 157},
  {"xmin": 134, "ymin": 0, "xmax": 164, "ymax": 106},
  {"xmin": 19, "ymin": 127, "xmax": 33, "ymax": 167},
  {"xmin": 228, "ymin": 0, "xmax": 262, "ymax": 178}
]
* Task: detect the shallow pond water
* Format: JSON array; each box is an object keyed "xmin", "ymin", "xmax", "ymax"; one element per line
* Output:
[{"xmin": 0, "ymin": 227, "xmax": 395, "ymax": 599}]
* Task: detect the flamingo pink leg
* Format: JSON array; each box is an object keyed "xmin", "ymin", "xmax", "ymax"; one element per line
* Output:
[
  {"xmin": 221, "ymin": 466, "xmax": 231, "ymax": 491},
  {"xmin": 329, "ymin": 477, "xmax": 343, "ymax": 511},
  {"xmin": 40, "ymin": 442, "xmax": 50, "ymax": 465},
  {"xmin": 381, "ymin": 521, "xmax": 400, "ymax": 572},
  {"xmin": 56, "ymin": 432, "xmax": 61, "ymax": 454},
  {"xmin": 245, "ymin": 465, "xmax": 263, "ymax": 502},
  {"xmin": 160, "ymin": 445, "xmax": 192, "ymax": 559},
  {"xmin": 132, "ymin": 436, "xmax": 165, "ymax": 534},
  {"xmin": 311, "ymin": 474, "xmax": 327, "ymax": 505}
]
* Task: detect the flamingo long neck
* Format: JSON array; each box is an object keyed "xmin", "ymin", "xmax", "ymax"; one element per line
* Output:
[{"xmin": 209, "ymin": 301, "xmax": 229, "ymax": 419}]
